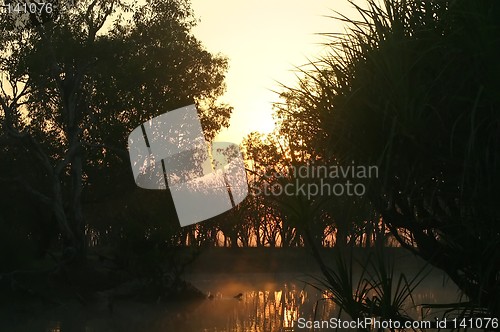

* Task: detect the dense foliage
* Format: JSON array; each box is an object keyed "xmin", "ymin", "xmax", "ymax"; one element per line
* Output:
[
  {"xmin": 0, "ymin": 0, "xmax": 231, "ymax": 264},
  {"xmin": 272, "ymin": 0, "xmax": 500, "ymax": 317}
]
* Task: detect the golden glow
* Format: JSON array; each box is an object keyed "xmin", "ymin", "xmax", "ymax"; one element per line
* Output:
[{"xmin": 191, "ymin": 0, "xmax": 360, "ymax": 143}]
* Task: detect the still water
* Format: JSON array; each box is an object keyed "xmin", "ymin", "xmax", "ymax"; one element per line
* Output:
[{"xmin": 10, "ymin": 269, "xmax": 460, "ymax": 332}]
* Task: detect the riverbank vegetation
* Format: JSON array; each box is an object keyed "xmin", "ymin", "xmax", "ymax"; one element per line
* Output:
[
  {"xmin": 1, "ymin": 0, "xmax": 498, "ymax": 326},
  {"xmin": 262, "ymin": 0, "xmax": 500, "ymax": 320}
]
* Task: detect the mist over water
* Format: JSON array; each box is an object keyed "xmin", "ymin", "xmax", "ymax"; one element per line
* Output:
[{"xmin": 10, "ymin": 250, "xmax": 460, "ymax": 332}]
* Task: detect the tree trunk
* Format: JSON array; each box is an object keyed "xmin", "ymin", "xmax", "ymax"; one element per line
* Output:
[
  {"xmin": 51, "ymin": 177, "xmax": 76, "ymax": 247},
  {"xmin": 70, "ymin": 151, "xmax": 86, "ymax": 261}
]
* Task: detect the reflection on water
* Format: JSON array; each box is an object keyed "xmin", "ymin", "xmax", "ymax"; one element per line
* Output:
[
  {"xmin": 8, "ymin": 270, "xmax": 460, "ymax": 332},
  {"xmin": 46, "ymin": 321, "xmax": 61, "ymax": 332},
  {"xmin": 176, "ymin": 273, "xmax": 333, "ymax": 331},
  {"xmin": 198, "ymin": 282, "xmax": 334, "ymax": 331},
  {"xmin": 177, "ymin": 271, "xmax": 457, "ymax": 332}
]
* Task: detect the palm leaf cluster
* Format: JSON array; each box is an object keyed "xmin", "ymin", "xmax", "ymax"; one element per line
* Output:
[{"xmin": 277, "ymin": 0, "xmax": 500, "ymax": 317}]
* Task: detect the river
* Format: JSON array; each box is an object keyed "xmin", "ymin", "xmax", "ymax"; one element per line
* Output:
[{"xmin": 6, "ymin": 248, "xmax": 462, "ymax": 331}]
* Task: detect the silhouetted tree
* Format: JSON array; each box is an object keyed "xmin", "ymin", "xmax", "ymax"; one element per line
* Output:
[{"xmin": 0, "ymin": 0, "xmax": 231, "ymax": 262}]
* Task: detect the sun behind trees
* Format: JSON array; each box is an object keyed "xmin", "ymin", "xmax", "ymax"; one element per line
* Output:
[
  {"xmin": 1, "ymin": 0, "xmax": 498, "ymax": 326},
  {"xmin": 251, "ymin": 0, "xmax": 499, "ymax": 319}
]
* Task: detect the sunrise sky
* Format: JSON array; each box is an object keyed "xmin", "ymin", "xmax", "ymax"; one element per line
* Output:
[{"xmin": 190, "ymin": 0, "xmax": 359, "ymax": 143}]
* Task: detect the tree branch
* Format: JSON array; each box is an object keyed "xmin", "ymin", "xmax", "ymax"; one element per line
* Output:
[
  {"xmin": 82, "ymin": 141, "xmax": 129, "ymax": 161},
  {"xmin": 0, "ymin": 175, "xmax": 51, "ymax": 205}
]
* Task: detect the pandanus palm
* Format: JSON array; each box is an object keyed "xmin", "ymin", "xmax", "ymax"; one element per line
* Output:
[{"xmin": 279, "ymin": 0, "xmax": 500, "ymax": 317}]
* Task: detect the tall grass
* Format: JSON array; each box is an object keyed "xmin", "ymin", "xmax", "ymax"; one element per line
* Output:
[{"xmin": 308, "ymin": 238, "xmax": 430, "ymax": 331}]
